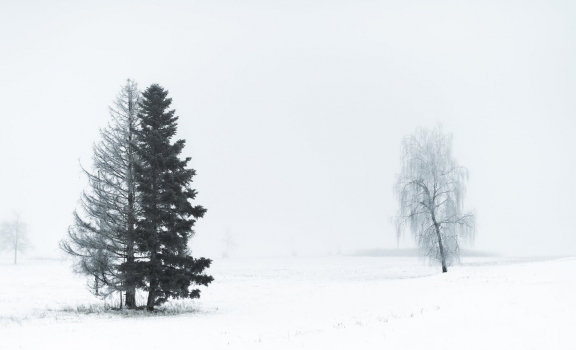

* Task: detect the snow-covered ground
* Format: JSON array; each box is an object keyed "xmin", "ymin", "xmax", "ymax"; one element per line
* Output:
[{"xmin": 1, "ymin": 255, "xmax": 574, "ymax": 349}]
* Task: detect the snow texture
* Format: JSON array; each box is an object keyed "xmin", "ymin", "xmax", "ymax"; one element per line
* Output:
[{"xmin": 0, "ymin": 256, "xmax": 574, "ymax": 349}]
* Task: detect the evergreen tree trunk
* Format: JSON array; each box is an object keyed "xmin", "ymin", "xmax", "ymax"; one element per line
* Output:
[
  {"xmin": 124, "ymin": 247, "xmax": 136, "ymax": 307},
  {"xmin": 146, "ymin": 277, "xmax": 156, "ymax": 311}
]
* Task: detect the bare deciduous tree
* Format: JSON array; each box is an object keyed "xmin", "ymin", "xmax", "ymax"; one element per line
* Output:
[
  {"xmin": 0, "ymin": 212, "xmax": 31, "ymax": 264},
  {"xmin": 61, "ymin": 79, "xmax": 141, "ymax": 307},
  {"xmin": 394, "ymin": 125, "xmax": 475, "ymax": 273}
]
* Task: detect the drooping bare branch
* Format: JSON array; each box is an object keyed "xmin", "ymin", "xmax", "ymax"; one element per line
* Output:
[
  {"xmin": 61, "ymin": 80, "xmax": 142, "ymax": 304},
  {"xmin": 394, "ymin": 125, "xmax": 476, "ymax": 272}
]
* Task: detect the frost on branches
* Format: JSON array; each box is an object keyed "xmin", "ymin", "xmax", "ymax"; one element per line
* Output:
[{"xmin": 394, "ymin": 126, "xmax": 475, "ymax": 273}]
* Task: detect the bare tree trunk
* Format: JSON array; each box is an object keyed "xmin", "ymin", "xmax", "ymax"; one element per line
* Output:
[
  {"xmin": 124, "ymin": 244, "xmax": 136, "ymax": 308},
  {"xmin": 124, "ymin": 188, "xmax": 136, "ymax": 308},
  {"xmin": 436, "ymin": 229, "xmax": 447, "ymax": 273},
  {"xmin": 432, "ymin": 215, "xmax": 447, "ymax": 273},
  {"xmin": 124, "ymin": 97, "xmax": 137, "ymax": 309},
  {"xmin": 14, "ymin": 246, "xmax": 17, "ymax": 265}
]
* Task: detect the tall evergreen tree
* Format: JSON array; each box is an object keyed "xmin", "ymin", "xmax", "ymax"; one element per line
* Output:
[
  {"xmin": 61, "ymin": 80, "xmax": 141, "ymax": 307},
  {"xmin": 129, "ymin": 84, "xmax": 213, "ymax": 311}
]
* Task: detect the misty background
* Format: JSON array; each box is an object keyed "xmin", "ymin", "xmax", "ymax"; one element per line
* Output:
[{"xmin": 0, "ymin": 0, "xmax": 574, "ymax": 259}]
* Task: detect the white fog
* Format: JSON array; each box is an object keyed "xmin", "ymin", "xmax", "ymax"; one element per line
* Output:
[{"xmin": 0, "ymin": 1, "xmax": 574, "ymax": 349}]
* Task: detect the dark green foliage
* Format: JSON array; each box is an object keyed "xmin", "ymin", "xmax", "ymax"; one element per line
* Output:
[{"xmin": 130, "ymin": 84, "xmax": 213, "ymax": 310}]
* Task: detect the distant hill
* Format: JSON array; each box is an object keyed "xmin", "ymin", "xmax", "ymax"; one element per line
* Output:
[{"xmin": 348, "ymin": 249, "xmax": 419, "ymax": 257}]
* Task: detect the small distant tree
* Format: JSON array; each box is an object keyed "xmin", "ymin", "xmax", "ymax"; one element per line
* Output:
[
  {"xmin": 129, "ymin": 84, "xmax": 213, "ymax": 311},
  {"xmin": 0, "ymin": 212, "xmax": 31, "ymax": 264},
  {"xmin": 222, "ymin": 230, "xmax": 238, "ymax": 258},
  {"xmin": 394, "ymin": 126, "xmax": 475, "ymax": 273}
]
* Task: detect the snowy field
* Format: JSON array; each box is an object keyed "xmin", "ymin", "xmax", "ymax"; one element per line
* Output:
[{"xmin": 1, "ymin": 255, "xmax": 575, "ymax": 349}]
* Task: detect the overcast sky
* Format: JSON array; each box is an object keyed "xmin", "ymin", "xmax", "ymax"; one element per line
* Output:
[{"xmin": 0, "ymin": 0, "xmax": 574, "ymax": 258}]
